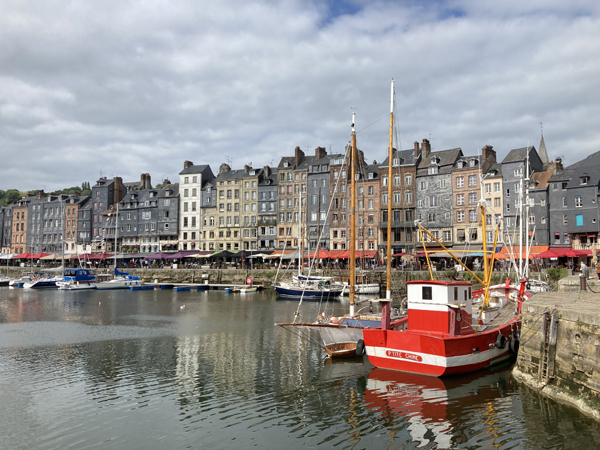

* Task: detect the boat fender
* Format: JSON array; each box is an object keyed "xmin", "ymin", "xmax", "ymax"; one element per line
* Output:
[
  {"xmin": 34, "ymin": 277, "xmax": 37, "ymax": 281},
  {"xmin": 330, "ymin": 316, "xmax": 339, "ymax": 324},
  {"xmin": 509, "ymin": 335, "xmax": 520, "ymax": 353},
  {"xmin": 514, "ymin": 329, "xmax": 521, "ymax": 340},
  {"xmin": 495, "ymin": 333, "xmax": 507, "ymax": 349},
  {"xmin": 356, "ymin": 339, "xmax": 365, "ymax": 356}
]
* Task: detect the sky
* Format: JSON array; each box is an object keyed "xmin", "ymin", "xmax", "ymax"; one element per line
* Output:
[{"xmin": 1, "ymin": 0, "xmax": 599, "ymax": 191}]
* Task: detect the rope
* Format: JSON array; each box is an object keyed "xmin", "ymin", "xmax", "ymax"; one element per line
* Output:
[
  {"xmin": 279, "ymin": 324, "xmax": 324, "ymax": 348},
  {"xmin": 586, "ymin": 279, "xmax": 600, "ymax": 294}
]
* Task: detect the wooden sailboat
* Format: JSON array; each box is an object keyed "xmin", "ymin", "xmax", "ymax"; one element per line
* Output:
[{"xmin": 278, "ymin": 81, "xmax": 404, "ymax": 356}]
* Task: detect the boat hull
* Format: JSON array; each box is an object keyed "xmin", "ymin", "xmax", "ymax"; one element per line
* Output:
[
  {"xmin": 58, "ymin": 282, "xmax": 97, "ymax": 290},
  {"xmin": 96, "ymin": 280, "xmax": 144, "ymax": 290},
  {"xmin": 274, "ymin": 284, "xmax": 342, "ymax": 298},
  {"xmin": 24, "ymin": 280, "xmax": 58, "ymax": 289},
  {"xmin": 363, "ymin": 320, "xmax": 519, "ymax": 377}
]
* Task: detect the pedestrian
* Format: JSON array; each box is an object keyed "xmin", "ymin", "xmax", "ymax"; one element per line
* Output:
[
  {"xmin": 595, "ymin": 260, "xmax": 600, "ymax": 279},
  {"xmin": 580, "ymin": 261, "xmax": 588, "ymax": 279}
]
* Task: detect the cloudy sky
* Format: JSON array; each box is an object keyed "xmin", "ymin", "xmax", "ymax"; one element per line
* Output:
[{"xmin": 1, "ymin": 0, "xmax": 599, "ymax": 191}]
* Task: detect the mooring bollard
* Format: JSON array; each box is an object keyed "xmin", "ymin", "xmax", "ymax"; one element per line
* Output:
[{"xmin": 580, "ymin": 273, "xmax": 587, "ymax": 291}]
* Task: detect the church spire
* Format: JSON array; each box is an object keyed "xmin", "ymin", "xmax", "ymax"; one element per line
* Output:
[{"xmin": 538, "ymin": 122, "xmax": 549, "ymax": 166}]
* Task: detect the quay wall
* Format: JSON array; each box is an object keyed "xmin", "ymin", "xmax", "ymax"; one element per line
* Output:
[{"xmin": 514, "ymin": 292, "xmax": 600, "ymax": 421}]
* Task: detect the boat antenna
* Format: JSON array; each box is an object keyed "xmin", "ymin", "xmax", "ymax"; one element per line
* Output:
[{"xmin": 386, "ymin": 79, "xmax": 394, "ymax": 298}]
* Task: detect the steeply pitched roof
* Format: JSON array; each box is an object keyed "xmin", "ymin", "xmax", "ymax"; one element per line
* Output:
[
  {"xmin": 179, "ymin": 164, "xmax": 212, "ymax": 175},
  {"xmin": 567, "ymin": 150, "xmax": 600, "ymax": 170},
  {"xmin": 501, "ymin": 146, "xmax": 535, "ymax": 163},
  {"xmin": 531, "ymin": 167, "xmax": 553, "ymax": 190},
  {"xmin": 380, "ymin": 148, "xmax": 418, "ymax": 167}
]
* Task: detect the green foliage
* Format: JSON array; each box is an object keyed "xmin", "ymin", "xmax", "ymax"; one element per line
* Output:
[
  {"xmin": 0, "ymin": 189, "xmax": 21, "ymax": 207},
  {"xmin": 444, "ymin": 268, "xmax": 458, "ymax": 280},
  {"xmin": 546, "ymin": 267, "xmax": 566, "ymax": 281},
  {"xmin": 154, "ymin": 183, "xmax": 163, "ymax": 189}
]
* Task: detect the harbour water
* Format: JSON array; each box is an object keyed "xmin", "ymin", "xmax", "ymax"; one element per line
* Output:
[{"xmin": 0, "ymin": 287, "xmax": 599, "ymax": 449}]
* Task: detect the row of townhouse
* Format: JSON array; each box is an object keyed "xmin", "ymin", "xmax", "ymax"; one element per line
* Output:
[{"xmin": 3, "ymin": 134, "xmax": 600, "ymax": 259}]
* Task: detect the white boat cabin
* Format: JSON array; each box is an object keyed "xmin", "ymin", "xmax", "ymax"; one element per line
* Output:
[{"xmin": 406, "ymin": 280, "xmax": 474, "ymax": 337}]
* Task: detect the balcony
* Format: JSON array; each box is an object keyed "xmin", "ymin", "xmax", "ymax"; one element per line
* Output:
[{"xmin": 379, "ymin": 221, "xmax": 414, "ymax": 229}]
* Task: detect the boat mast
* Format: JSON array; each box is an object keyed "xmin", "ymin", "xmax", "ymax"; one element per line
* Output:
[
  {"xmin": 350, "ymin": 111, "xmax": 357, "ymax": 316},
  {"xmin": 518, "ymin": 164, "xmax": 524, "ymax": 278},
  {"xmin": 114, "ymin": 203, "xmax": 119, "ymax": 271},
  {"xmin": 386, "ymin": 79, "xmax": 394, "ymax": 300},
  {"xmin": 525, "ymin": 147, "xmax": 531, "ymax": 279}
]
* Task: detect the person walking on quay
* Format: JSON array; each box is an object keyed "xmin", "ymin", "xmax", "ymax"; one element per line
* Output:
[{"xmin": 580, "ymin": 261, "xmax": 588, "ymax": 279}]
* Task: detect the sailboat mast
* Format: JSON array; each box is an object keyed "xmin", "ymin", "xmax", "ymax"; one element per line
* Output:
[
  {"xmin": 525, "ymin": 147, "xmax": 531, "ymax": 279},
  {"xmin": 386, "ymin": 79, "xmax": 394, "ymax": 300},
  {"xmin": 350, "ymin": 112, "xmax": 357, "ymax": 316},
  {"xmin": 114, "ymin": 203, "xmax": 119, "ymax": 271}
]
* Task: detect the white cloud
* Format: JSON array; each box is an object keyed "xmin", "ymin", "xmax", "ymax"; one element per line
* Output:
[{"xmin": 0, "ymin": 0, "xmax": 599, "ymax": 191}]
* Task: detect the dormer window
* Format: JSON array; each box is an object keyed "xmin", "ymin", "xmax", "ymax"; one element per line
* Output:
[
  {"xmin": 368, "ymin": 173, "xmax": 374, "ymax": 179},
  {"xmin": 431, "ymin": 156, "xmax": 438, "ymax": 165},
  {"xmin": 283, "ymin": 161, "xmax": 290, "ymax": 168},
  {"xmin": 392, "ymin": 158, "xmax": 400, "ymax": 166},
  {"xmin": 428, "ymin": 166, "xmax": 438, "ymax": 175},
  {"xmin": 249, "ymin": 170, "xmax": 256, "ymax": 176},
  {"xmin": 581, "ymin": 176, "xmax": 590, "ymax": 185},
  {"xmin": 457, "ymin": 161, "xmax": 464, "ymax": 169},
  {"xmin": 469, "ymin": 159, "xmax": 477, "ymax": 167}
]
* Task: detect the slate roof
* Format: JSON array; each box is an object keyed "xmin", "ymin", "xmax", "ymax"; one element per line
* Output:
[
  {"xmin": 501, "ymin": 146, "xmax": 535, "ymax": 163},
  {"xmin": 566, "ymin": 166, "xmax": 600, "ymax": 189},
  {"xmin": 380, "ymin": 148, "xmax": 418, "ymax": 167},
  {"xmin": 215, "ymin": 169, "xmax": 247, "ymax": 181},
  {"xmin": 567, "ymin": 150, "xmax": 600, "ymax": 170},
  {"xmin": 548, "ymin": 168, "xmax": 575, "ymax": 183},
  {"xmin": 277, "ymin": 156, "xmax": 295, "ymax": 169},
  {"xmin": 179, "ymin": 164, "xmax": 212, "ymax": 175},
  {"xmin": 485, "ymin": 163, "xmax": 503, "ymax": 177},
  {"xmin": 416, "ymin": 148, "xmax": 462, "ymax": 176}
]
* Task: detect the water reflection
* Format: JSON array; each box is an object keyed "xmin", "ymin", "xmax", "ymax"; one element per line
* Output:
[{"xmin": 1, "ymin": 287, "xmax": 600, "ymax": 449}]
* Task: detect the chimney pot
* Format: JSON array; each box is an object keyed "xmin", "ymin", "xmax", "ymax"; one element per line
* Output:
[{"xmin": 414, "ymin": 141, "xmax": 420, "ymax": 157}]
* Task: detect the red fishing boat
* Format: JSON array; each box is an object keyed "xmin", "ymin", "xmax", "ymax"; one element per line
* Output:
[
  {"xmin": 362, "ymin": 277, "xmax": 528, "ymax": 377},
  {"xmin": 362, "ymin": 204, "xmax": 530, "ymax": 377}
]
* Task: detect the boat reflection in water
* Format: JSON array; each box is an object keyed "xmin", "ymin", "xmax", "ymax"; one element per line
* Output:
[{"xmin": 364, "ymin": 366, "xmax": 517, "ymax": 449}]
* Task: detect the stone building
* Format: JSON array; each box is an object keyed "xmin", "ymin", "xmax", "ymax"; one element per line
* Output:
[
  {"xmin": 415, "ymin": 141, "xmax": 462, "ymax": 248},
  {"xmin": 549, "ymin": 151, "xmax": 600, "ymax": 249},
  {"xmin": 329, "ymin": 152, "xmax": 349, "ymax": 251},
  {"xmin": 158, "ymin": 181, "xmax": 179, "ymax": 252},
  {"xmin": 500, "ymin": 146, "xmax": 543, "ymax": 246},
  {"xmin": 77, "ymin": 199, "xmax": 92, "ymax": 254},
  {"xmin": 178, "ymin": 161, "xmax": 215, "ymax": 251},
  {"xmin": 304, "ymin": 147, "xmax": 337, "ymax": 252},
  {"xmin": 277, "ymin": 147, "xmax": 306, "ymax": 249},
  {"xmin": 355, "ymin": 163, "xmax": 380, "ymax": 255},
  {"xmin": 200, "ymin": 178, "xmax": 217, "ymax": 251},
  {"xmin": 214, "ymin": 165, "xmax": 246, "ymax": 251},
  {"xmin": 379, "ymin": 145, "xmax": 419, "ymax": 259},
  {"xmin": 240, "ymin": 165, "xmax": 263, "ymax": 251},
  {"xmin": 0, "ymin": 206, "xmax": 11, "ymax": 253},
  {"xmin": 257, "ymin": 166, "xmax": 278, "ymax": 251},
  {"xmin": 481, "ymin": 162, "xmax": 504, "ymax": 245},
  {"xmin": 11, "ymin": 197, "xmax": 32, "ymax": 254},
  {"xmin": 91, "ymin": 176, "xmax": 124, "ymax": 251},
  {"xmin": 64, "ymin": 195, "xmax": 90, "ymax": 254}
]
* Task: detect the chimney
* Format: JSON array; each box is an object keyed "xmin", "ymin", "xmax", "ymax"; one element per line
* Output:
[
  {"xmin": 315, "ymin": 146, "xmax": 327, "ymax": 160},
  {"xmin": 263, "ymin": 166, "xmax": 270, "ymax": 177},
  {"xmin": 244, "ymin": 164, "xmax": 251, "ymax": 174},
  {"xmin": 552, "ymin": 158, "xmax": 564, "ymax": 174},
  {"xmin": 113, "ymin": 176, "xmax": 123, "ymax": 204},
  {"xmin": 294, "ymin": 146, "xmax": 304, "ymax": 167},
  {"xmin": 481, "ymin": 145, "xmax": 496, "ymax": 164},
  {"xmin": 163, "ymin": 178, "xmax": 171, "ymax": 186},
  {"xmin": 421, "ymin": 139, "xmax": 431, "ymax": 158},
  {"xmin": 358, "ymin": 150, "xmax": 365, "ymax": 168},
  {"xmin": 36, "ymin": 190, "xmax": 46, "ymax": 200},
  {"xmin": 183, "ymin": 160, "xmax": 193, "ymax": 170},
  {"xmin": 219, "ymin": 163, "xmax": 231, "ymax": 175},
  {"xmin": 414, "ymin": 141, "xmax": 420, "ymax": 157}
]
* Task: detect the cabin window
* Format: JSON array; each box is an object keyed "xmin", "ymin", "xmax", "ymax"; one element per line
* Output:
[
  {"xmin": 422, "ymin": 286, "xmax": 432, "ymax": 300},
  {"xmin": 454, "ymin": 287, "xmax": 458, "ymax": 301}
]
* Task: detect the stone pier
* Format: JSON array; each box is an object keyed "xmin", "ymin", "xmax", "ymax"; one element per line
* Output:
[{"xmin": 513, "ymin": 291, "xmax": 600, "ymax": 420}]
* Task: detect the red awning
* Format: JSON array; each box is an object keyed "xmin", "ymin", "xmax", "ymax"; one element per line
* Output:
[
  {"xmin": 304, "ymin": 250, "xmax": 330, "ymax": 259},
  {"xmin": 14, "ymin": 252, "xmax": 34, "ymax": 259},
  {"xmin": 31, "ymin": 252, "xmax": 50, "ymax": 259},
  {"xmin": 328, "ymin": 250, "xmax": 348, "ymax": 259}
]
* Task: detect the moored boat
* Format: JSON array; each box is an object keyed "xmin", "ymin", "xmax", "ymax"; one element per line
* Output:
[{"xmin": 57, "ymin": 268, "xmax": 98, "ymax": 290}]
